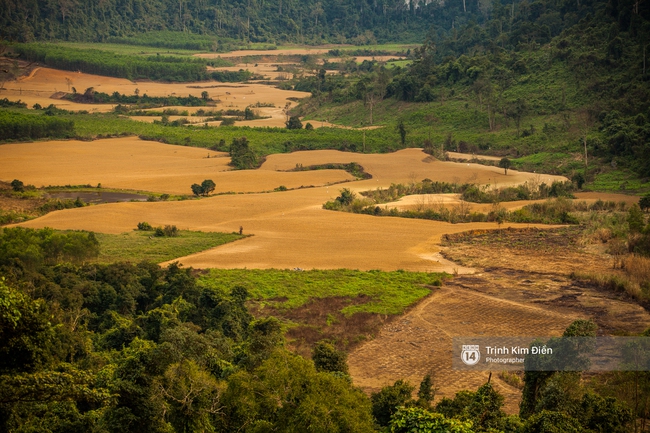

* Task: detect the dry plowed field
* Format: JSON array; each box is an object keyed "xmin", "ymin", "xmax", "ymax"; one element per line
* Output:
[{"xmin": 349, "ymin": 228, "xmax": 650, "ymax": 412}]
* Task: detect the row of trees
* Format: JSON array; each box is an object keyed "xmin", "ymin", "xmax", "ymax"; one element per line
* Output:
[
  {"xmin": 14, "ymin": 44, "xmax": 253, "ymax": 83},
  {"xmin": 0, "ymin": 109, "xmax": 74, "ymax": 141}
]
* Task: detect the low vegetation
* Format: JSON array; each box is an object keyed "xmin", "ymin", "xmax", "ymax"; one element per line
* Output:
[
  {"xmin": 14, "ymin": 44, "xmax": 254, "ymax": 83},
  {"xmin": 199, "ymin": 268, "xmax": 443, "ymax": 316},
  {"xmin": 0, "ymin": 109, "xmax": 74, "ymax": 141},
  {"xmin": 324, "ymin": 187, "xmax": 589, "ymax": 224},
  {"xmin": 94, "ymin": 229, "xmax": 245, "ymax": 263}
]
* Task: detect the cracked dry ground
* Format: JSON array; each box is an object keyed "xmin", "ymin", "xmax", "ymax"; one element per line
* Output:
[{"xmin": 348, "ymin": 227, "xmax": 650, "ymax": 414}]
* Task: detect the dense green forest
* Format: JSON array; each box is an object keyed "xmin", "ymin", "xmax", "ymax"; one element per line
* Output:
[
  {"xmin": 290, "ymin": 0, "xmax": 650, "ymax": 181},
  {"xmin": 1, "ymin": 0, "xmax": 633, "ymax": 45}
]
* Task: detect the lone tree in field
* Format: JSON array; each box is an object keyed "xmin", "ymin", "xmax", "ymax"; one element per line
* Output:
[
  {"xmin": 10, "ymin": 179, "xmax": 24, "ymax": 192},
  {"xmin": 499, "ymin": 157, "xmax": 511, "ymax": 175},
  {"xmin": 286, "ymin": 115, "xmax": 303, "ymax": 129},
  {"xmin": 191, "ymin": 179, "xmax": 216, "ymax": 196},
  {"xmin": 200, "ymin": 179, "xmax": 216, "ymax": 195},
  {"xmin": 396, "ymin": 120, "xmax": 407, "ymax": 145}
]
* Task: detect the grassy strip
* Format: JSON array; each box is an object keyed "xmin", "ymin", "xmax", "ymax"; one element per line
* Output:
[
  {"xmin": 288, "ymin": 162, "xmax": 372, "ymax": 179},
  {"xmin": 70, "ymin": 113, "xmax": 396, "ymax": 153},
  {"xmin": 198, "ymin": 269, "xmax": 444, "ymax": 316},
  {"xmin": 93, "ymin": 230, "xmax": 245, "ymax": 264}
]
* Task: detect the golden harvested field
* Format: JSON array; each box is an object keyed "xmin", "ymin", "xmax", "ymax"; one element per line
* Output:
[
  {"xmin": 4, "ymin": 67, "xmax": 310, "ymax": 122},
  {"xmin": 380, "ymin": 191, "xmax": 639, "ymax": 213},
  {"xmin": 0, "ymin": 137, "xmax": 353, "ymax": 194},
  {"xmin": 6, "ymin": 137, "xmax": 565, "ymax": 272},
  {"xmin": 261, "ymin": 149, "xmax": 568, "ymax": 188}
]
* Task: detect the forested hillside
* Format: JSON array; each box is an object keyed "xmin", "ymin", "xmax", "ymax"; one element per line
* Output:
[{"xmin": 0, "ymin": 0, "xmax": 629, "ymax": 45}]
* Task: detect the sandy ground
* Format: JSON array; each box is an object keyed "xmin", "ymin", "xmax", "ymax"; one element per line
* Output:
[
  {"xmin": 447, "ymin": 151, "xmax": 502, "ymax": 161},
  {"xmin": 261, "ymin": 149, "xmax": 568, "ymax": 189},
  {"xmin": 2, "ymin": 67, "xmax": 310, "ymax": 125},
  {"xmin": 380, "ymin": 191, "xmax": 639, "ymax": 213},
  {"xmin": 0, "ymin": 138, "xmax": 353, "ymax": 194}
]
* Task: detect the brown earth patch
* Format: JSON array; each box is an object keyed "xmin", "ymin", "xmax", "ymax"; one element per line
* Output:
[
  {"xmin": 251, "ymin": 294, "xmax": 386, "ymax": 359},
  {"xmin": 347, "ymin": 226, "xmax": 650, "ymax": 414}
]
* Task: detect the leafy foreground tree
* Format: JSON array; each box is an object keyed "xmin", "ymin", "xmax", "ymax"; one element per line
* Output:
[
  {"xmin": 221, "ymin": 350, "xmax": 374, "ymax": 432},
  {"xmin": 0, "ymin": 227, "xmax": 375, "ymax": 433},
  {"xmin": 312, "ymin": 340, "xmax": 349, "ymax": 374},
  {"xmin": 389, "ymin": 407, "xmax": 474, "ymax": 433}
]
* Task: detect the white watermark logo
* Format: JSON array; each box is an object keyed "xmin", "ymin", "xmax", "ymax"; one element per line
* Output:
[{"xmin": 461, "ymin": 344, "xmax": 481, "ymax": 366}]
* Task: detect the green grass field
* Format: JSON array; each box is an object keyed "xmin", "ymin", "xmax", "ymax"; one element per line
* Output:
[
  {"xmin": 198, "ymin": 269, "xmax": 445, "ymax": 316},
  {"xmin": 94, "ymin": 230, "xmax": 245, "ymax": 263},
  {"xmin": 70, "ymin": 113, "xmax": 398, "ymax": 153},
  {"xmin": 57, "ymin": 42, "xmax": 205, "ymax": 57}
]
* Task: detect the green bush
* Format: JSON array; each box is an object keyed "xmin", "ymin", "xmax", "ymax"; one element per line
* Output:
[{"xmin": 137, "ymin": 222, "xmax": 153, "ymax": 231}]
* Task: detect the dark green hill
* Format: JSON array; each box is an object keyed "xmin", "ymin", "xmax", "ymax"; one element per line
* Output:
[{"xmin": 0, "ymin": 0, "xmax": 627, "ymax": 45}]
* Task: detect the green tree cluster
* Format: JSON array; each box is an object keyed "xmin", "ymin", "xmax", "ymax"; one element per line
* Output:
[
  {"xmin": 0, "ymin": 109, "xmax": 74, "ymax": 141},
  {"xmin": 229, "ymin": 136, "xmax": 258, "ymax": 169},
  {"xmin": 191, "ymin": 179, "xmax": 216, "ymax": 196}
]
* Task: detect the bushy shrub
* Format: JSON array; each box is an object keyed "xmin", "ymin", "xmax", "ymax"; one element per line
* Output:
[{"xmin": 137, "ymin": 222, "xmax": 153, "ymax": 231}]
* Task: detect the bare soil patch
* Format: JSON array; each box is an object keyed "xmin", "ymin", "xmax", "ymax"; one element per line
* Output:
[
  {"xmin": 347, "ymin": 227, "xmax": 650, "ymax": 413},
  {"xmin": 251, "ymin": 294, "xmax": 385, "ymax": 358}
]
